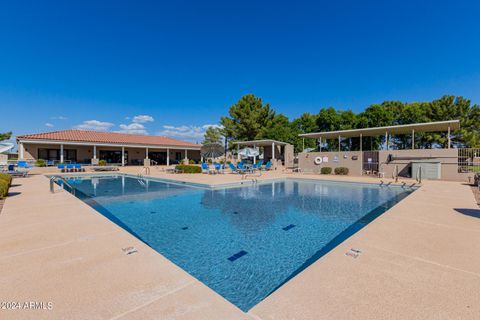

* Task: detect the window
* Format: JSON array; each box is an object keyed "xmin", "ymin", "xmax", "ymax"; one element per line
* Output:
[{"xmin": 38, "ymin": 148, "xmax": 77, "ymax": 162}]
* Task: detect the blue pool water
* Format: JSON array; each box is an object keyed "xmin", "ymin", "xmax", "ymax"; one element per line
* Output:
[{"xmin": 61, "ymin": 175, "xmax": 414, "ymax": 311}]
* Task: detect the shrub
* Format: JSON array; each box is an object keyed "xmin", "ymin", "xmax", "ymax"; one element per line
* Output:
[
  {"xmin": 0, "ymin": 173, "xmax": 12, "ymax": 199},
  {"xmin": 175, "ymin": 164, "xmax": 201, "ymax": 174},
  {"xmin": 35, "ymin": 159, "xmax": 46, "ymax": 167},
  {"xmin": 320, "ymin": 167, "xmax": 332, "ymax": 174},
  {"xmin": 207, "ymin": 159, "xmax": 213, "ymax": 164},
  {"xmin": 334, "ymin": 167, "xmax": 349, "ymax": 175},
  {"xmin": 98, "ymin": 160, "xmax": 107, "ymax": 166},
  {"xmin": 189, "ymin": 159, "xmax": 195, "ymax": 164}
]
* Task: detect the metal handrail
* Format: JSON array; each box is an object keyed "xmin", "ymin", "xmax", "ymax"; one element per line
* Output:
[
  {"xmin": 138, "ymin": 166, "xmax": 150, "ymax": 177},
  {"xmin": 416, "ymin": 166, "xmax": 422, "ymax": 183},
  {"xmin": 50, "ymin": 176, "xmax": 75, "ymax": 195},
  {"xmin": 393, "ymin": 165, "xmax": 399, "ymax": 182}
]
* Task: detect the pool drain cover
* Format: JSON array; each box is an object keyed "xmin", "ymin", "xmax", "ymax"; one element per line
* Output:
[
  {"xmin": 122, "ymin": 246, "xmax": 138, "ymax": 255},
  {"xmin": 228, "ymin": 250, "xmax": 248, "ymax": 262},
  {"xmin": 345, "ymin": 248, "xmax": 361, "ymax": 258}
]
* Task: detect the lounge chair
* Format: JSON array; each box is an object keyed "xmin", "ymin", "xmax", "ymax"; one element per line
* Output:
[
  {"xmin": 17, "ymin": 161, "xmax": 33, "ymax": 169},
  {"xmin": 238, "ymin": 162, "xmax": 257, "ymax": 173},
  {"xmin": 57, "ymin": 164, "xmax": 66, "ymax": 173},
  {"xmin": 213, "ymin": 163, "xmax": 225, "ymax": 174},
  {"xmin": 92, "ymin": 166, "xmax": 119, "ymax": 172},
  {"xmin": 229, "ymin": 163, "xmax": 245, "ymax": 174},
  {"xmin": 5, "ymin": 164, "xmax": 28, "ymax": 177},
  {"xmin": 66, "ymin": 164, "xmax": 75, "ymax": 172},
  {"xmin": 201, "ymin": 163, "xmax": 216, "ymax": 174},
  {"xmin": 75, "ymin": 164, "xmax": 85, "ymax": 172},
  {"xmin": 262, "ymin": 161, "xmax": 272, "ymax": 171}
]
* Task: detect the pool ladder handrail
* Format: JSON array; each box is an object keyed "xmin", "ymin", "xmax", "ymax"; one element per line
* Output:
[
  {"xmin": 50, "ymin": 176, "xmax": 75, "ymax": 195},
  {"xmin": 138, "ymin": 166, "xmax": 151, "ymax": 178},
  {"xmin": 416, "ymin": 166, "xmax": 422, "ymax": 183}
]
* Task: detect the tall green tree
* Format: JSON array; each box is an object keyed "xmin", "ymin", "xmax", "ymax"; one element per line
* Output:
[
  {"xmin": 258, "ymin": 114, "xmax": 300, "ymax": 149},
  {"xmin": 0, "ymin": 132, "xmax": 12, "ymax": 141},
  {"xmin": 291, "ymin": 113, "xmax": 318, "ymax": 151},
  {"xmin": 220, "ymin": 94, "xmax": 275, "ymax": 142},
  {"xmin": 218, "ymin": 94, "xmax": 480, "ymax": 152},
  {"xmin": 202, "ymin": 126, "xmax": 223, "ymax": 144}
]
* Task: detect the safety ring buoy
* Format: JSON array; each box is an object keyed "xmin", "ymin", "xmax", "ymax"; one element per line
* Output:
[{"xmin": 314, "ymin": 156, "xmax": 323, "ymax": 165}]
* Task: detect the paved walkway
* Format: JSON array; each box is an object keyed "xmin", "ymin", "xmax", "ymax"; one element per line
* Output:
[{"xmin": 1, "ymin": 171, "xmax": 479, "ymax": 319}]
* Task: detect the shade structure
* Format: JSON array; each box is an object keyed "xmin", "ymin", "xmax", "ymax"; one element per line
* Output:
[
  {"xmin": 238, "ymin": 147, "xmax": 259, "ymax": 157},
  {"xmin": 200, "ymin": 143, "xmax": 225, "ymax": 159},
  {"xmin": 0, "ymin": 142, "xmax": 14, "ymax": 154}
]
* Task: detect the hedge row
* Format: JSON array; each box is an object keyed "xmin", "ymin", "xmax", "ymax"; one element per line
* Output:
[
  {"xmin": 175, "ymin": 165, "xmax": 201, "ymax": 174},
  {"xmin": 319, "ymin": 167, "xmax": 349, "ymax": 175},
  {"xmin": 0, "ymin": 173, "xmax": 12, "ymax": 199}
]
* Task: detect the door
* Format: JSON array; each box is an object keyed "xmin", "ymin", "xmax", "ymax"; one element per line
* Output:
[
  {"xmin": 363, "ymin": 151, "xmax": 379, "ymax": 174},
  {"xmin": 148, "ymin": 152, "xmax": 167, "ymax": 165}
]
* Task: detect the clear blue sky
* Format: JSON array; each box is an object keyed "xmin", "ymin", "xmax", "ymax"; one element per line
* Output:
[{"xmin": 1, "ymin": 0, "xmax": 479, "ymax": 143}]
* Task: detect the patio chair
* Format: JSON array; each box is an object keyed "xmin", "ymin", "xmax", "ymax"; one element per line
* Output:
[
  {"xmin": 75, "ymin": 164, "xmax": 85, "ymax": 172},
  {"xmin": 66, "ymin": 164, "xmax": 75, "ymax": 172},
  {"xmin": 57, "ymin": 164, "xmax": 66, "ymax": 173},
  {"xmin": 263, "ymin": 161, "xmax": 272, "ymax": 171}
]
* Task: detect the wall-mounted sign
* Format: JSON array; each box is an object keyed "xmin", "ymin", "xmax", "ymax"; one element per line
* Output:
[
  {"xmin": 352, "ymin": 155, "xmax": 358, "ymax": 160},
  {"xmin": 333, "ymin": 156, "xmax": 339, "ymax": 163},
  {"xmin": 322, "ymin": 156, "xmax": 329, "ymax": 163}
]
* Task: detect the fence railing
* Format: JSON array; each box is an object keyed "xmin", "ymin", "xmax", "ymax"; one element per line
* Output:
[{"xmin": 458, "ymin": 148, "xmax": 480, "ymax": 173}]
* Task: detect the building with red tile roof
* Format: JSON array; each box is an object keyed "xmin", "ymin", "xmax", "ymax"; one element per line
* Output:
[{"xmin": 17, "ymin": 130, "xmax": 201, "ymax": 166}]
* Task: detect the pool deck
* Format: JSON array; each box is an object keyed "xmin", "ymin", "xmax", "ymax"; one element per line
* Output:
[{"xmin": 1, "ymin": 168, "xmax": 480, "ymax": 319}]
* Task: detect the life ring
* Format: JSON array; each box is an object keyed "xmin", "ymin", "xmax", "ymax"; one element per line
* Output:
[{"xmin": 314, "ymin": 156, "xmax": 323, "ymax": 165}]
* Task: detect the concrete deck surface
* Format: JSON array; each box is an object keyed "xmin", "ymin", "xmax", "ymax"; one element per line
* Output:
[{"xmin": 1, "ymin": 168, "xmax": 480, "ymax": 319}]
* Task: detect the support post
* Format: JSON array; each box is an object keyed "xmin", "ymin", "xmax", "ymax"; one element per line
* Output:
[
  {"xmin": 319, "ymin": 137, "xmax": 322, "ymax": 152},
  {"xmin": 167, "ymin": 148, "xmax": 170, "ymax": 166},
  {"xmin": 146, "ymin": 147, "xmax": 149, "ymax": 159},
  {"xmin": 253, "ymin": 145, "xmax": 256, "ymax": 164},
  {"xmin": 185, "ymin": 149, "xmax": 188, "ymax": 162},
  {"xmin": 385, "ymin": 131, "xmax": 388, "ymax": 151},
  {"xmin": 60, "ymin": 144, "xmax": 64, "ymax": 163},
  {"xmin": 121, "ymin": 146, "xmax": 125, "ymax": 166},
  {"xmin": 338, "ymin": 136, "xmax": 341, "ymax": 152},
  {"xmin": 237, "ymin": 144, "xmax": 240, "ymax": 161},
  {"xmin": 360, "ymin": 134, "xmax": 363, "ymax": 152},
  {"xmin": 19, "ymin": 143, "xmax": 24, "ymax": 160},
  {"xmin": 360, "ymin": 134, "xmax": 363, "ymax": 175},
  {"xmin": 302, "ymin": 138, "xmax": 305, "ymax": 152},
  {"xmin": 412, "ymin": 129, "xmax": 415, "ymax": 150},
  {"xmin": 93, "ymin": 145, "xmax": 97, "ymax": 159},
  {"xmin": 272, "ymin": 142, "xmax": 275, "ymax": 160},
  {"xmin": 447, "ymin": 126, "xmax": 451, "ymax": 149}
]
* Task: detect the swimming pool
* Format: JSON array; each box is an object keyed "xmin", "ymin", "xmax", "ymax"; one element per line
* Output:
[{"xmin": 60, "ymin": 175, "xmax": 414, "ymax": 311}]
